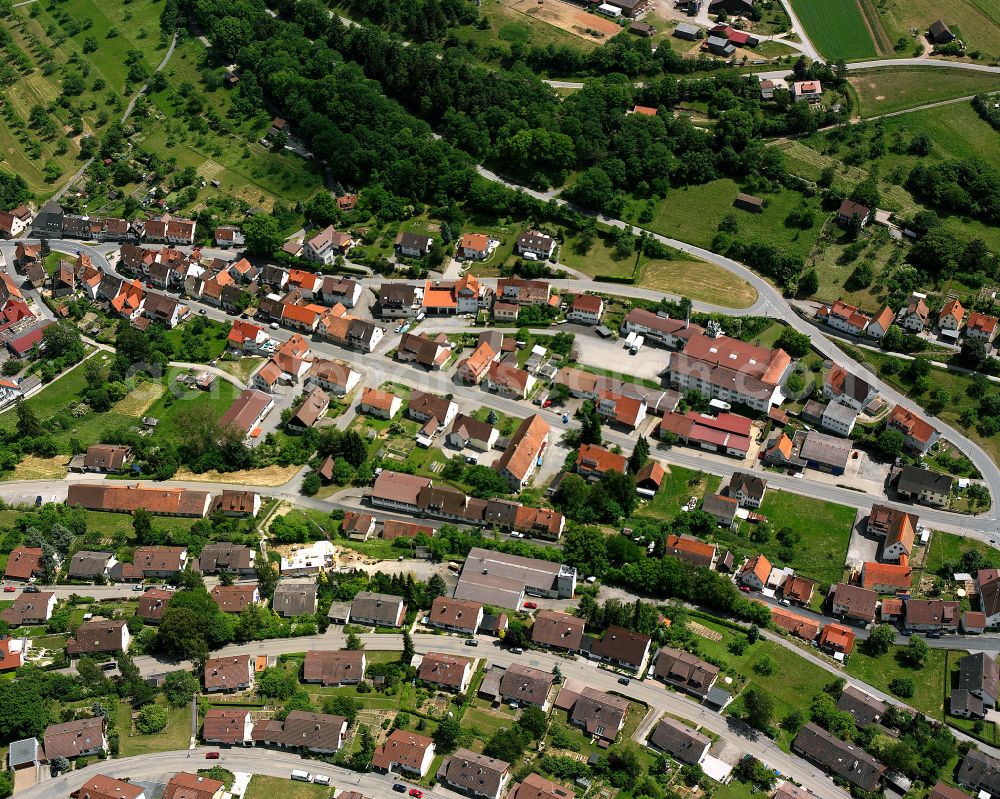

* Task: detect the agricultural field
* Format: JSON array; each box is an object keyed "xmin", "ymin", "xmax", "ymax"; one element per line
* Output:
[
  {"xmin": 847, "ymin": 67, "xmax": 1000, "ymax": 117},
  {"xmin": 787, "ymin": 0, "xmax": 878, "ymax": 60},
  {"xmin": 638, "ymin": 259, "xmax": 758, "ymax": 309}
]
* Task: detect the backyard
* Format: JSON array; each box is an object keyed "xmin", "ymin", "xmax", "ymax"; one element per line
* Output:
[
  {"xmin": 633, "ymin": 465, "xmax": 721, "ymax": 521},
  {"xmin": 116, "ymin": 699, "xmax": 192, "ymax": 757},
  {"xmin": 244, "ymin": 775, "xmax": 332, "ymax": 799},
  {"xmin": 845, "ymin": 645, "xmax": 961, "ymax": 719}
]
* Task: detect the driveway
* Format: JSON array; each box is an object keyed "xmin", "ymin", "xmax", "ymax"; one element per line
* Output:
[{"xmin": 845, "ymin": 510, "xmax": 877, "ymax": 572}]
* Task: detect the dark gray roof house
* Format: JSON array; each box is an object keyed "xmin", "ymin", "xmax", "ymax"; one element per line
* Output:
[
  {"xmin": 349, "ymin": 591, "xmax": 407, "ymax": 627},
  {"xmin": 437, "ymin": 748, "xmax": 510, "ymax": 799},
  {"xmin": 272, "ymin": 581, "xmax": 318, "ymax": 617},
  {"xmin": 793, "ymin": 723, "xmax": 886, "ymax": 792},
  {"xmin": 648, "ymin": 717, "xmax": 710, "ymax": 765},
  {"xmin": 958, "ymin": 749, "xmax": 1000, "ymax": 795},
  {"xmin": 68, "ymin": 551, "xmax": 115, "ymax": 580},
  {"xmin": 928, "ymin": 19, "xmax": 955, "ymax": 43},
  {"xmin": 959, "ymin": 652, "xmax": 1000, "ymax": 708},
  {"xmin": 837, "ymin": 686, "xmax": 886, "ymax": 727}
]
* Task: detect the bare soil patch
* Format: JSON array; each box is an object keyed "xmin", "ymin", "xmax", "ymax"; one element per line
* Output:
[
  {"xmin": 173, "ymin": 464, "xmax": 301, "ymax": 486},
  {"xmin": 508, "ymin": 0, "xmax": 622, "ymax": 41}
]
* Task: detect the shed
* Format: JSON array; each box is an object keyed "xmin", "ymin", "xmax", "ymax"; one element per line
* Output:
[
  {"xmin": 734, "ymin": 193, "xmax": 763, "ymax": 213},
  {"xmin": 673, "ymin": 22, "xmax": 700, "ymax": 40}
]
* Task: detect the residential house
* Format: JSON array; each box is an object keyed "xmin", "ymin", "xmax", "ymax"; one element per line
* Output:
[
  {"xmin": 383, "ymin": 520, "xmax": 434, "ymax": 540},
  {"xmin": 197, "ymin": 543, "xmax": 255, "ymax": 575},
  {"xmin": 792, "ymin": 80, "xmax": 822, "ymax": 103},
  {"xmin": 729, "ymin": 472, "xmax": 766, "ymax": 508},
  {"xmin": 817, "ymin": 300, "xmax": 871, "ymax": 336},
  {"xmin": 456, "ymin": 341, "xmax": 497, "ymax": 384},
  {"xmin": 966, "ymin": 311, "xmax": 999, "ymax": 344},
  {"xmin": 272, "ymin": 581, "xmax": 318, "ymax": 617},
  {"xmin": 765, "ymin": 604, "xmax": 820, "ymax": 641},
  {"xmin": 0, "ymin": 591, "xmax": 55, "ymax": 626},
  {"xmin": 652, "ymin": 646, "xmax": 718, "ymax": 699},
  {"xmin": 211, "ymin": 584, "xmax": 260, "ymax": 614},
  {"xmin": 494, "ymin": 414, "xmax": 549, "ymax": 491},
  {"xmin": 904, "ymin": 599, "xmax": 959, "ymax": 632},
  {"xmin": 508, "ymin": 774, "xmax": 576, "ymax": 799},
  {"xmin": 287, "ymin": 387, "xmax": 331, "ymax": 432},
  {"xmin": 428, "ymin": 596, "xmax": 484, "ymax": 635},
  {"xmin": 372, "ymin": 729, "xmax": 436, "ymax": 777},
  {"xmin": 887, "ymin": 404, "xmax": 940, "ymax": 454},
  {"xmin": 448, "ymin": 414, "xmax": 498, "ymax": 452},
  {"xmin": 895, "ymin": 466, "xmax": 952, "ymax": 507},
  {"xmin": 664, "ymin": 535, "xmax": 717, "ymax": 569},
  {"xmin": 214, "ymin": 226, "xmax": 245, "ymax": 248},
  {"xmin": 496, "ymin": 277, "xmax": 551, "ymax": 306},
  {"xmin": 587, "ymin": 625, "xmax": 651, "ymax": 672},
  {"xmin": 66, "ymin": 619, "xmax": 130, "ymax": 656},
  {"xmin": 163, "ymin": 772, "xmax": 225, "ymax": 799},
  {"xmin": 349, "ymin": 591, "xmax": 407, "ymax": 627},
  {"xmin": 793, "ymin": 723, "xmax": 885, "ymax": 792},
  {"xmin": 963, "ymin": 611, "xmax": 987, "ymax": 635},
  {"xmin": 68, "ymin": 551, "xmax": 116, "ymax": 581},
  {"xmin": 829, "ymin": 583, "xmax": 878, "ymax": 625},
  {"xmin": 202, "ymin": 708, "xmax": 254, "ymax": 745},
  {"xmin": 648, "ymin": 717, "xmax": 710, "ymax": 765},
  {"xmin": 342, "ymin": 511, "xmax": 376, "ymax": 541},
  {"xmin": 928, "ymin": 782, "xmax": 972, "ymax": 799},
  {"xmin": 531, "ymin": 610, "xmax": 585, "ymax": 652},
  {"xmin": 219, "ymin": 389, "xmax": 275, "ymax": 442},
  {"xmin": 303, "ymin": 650, "xmax": 367, "ymax": 686},
  {"xmin": 408, "ymin": 391, "xmax": 458, "ymax": 430},
  {"xmin": 868, "ymin": 306, "xmax": 895, "ymax": 340},
  {"xmin": 702, "ymin": 493, "xmax": 739, "ymax": 527},
  {"xmin": 977, "ymin": 568, "xmax": 1000, "ymax": 628},
  {"xmin": 781, "ymin": 575, "xmax": 816, "ymax": 606},
  {"xmin": 252, "ymin": 711, "xmax": 348, "ymax": 754},
  {"xmin": 824, "ymin": 364, "xmax": 877, "ymax": 412},
  {"xmin": 515, "ymin": 230, "xmax": 555, "ymax": 260},
  {"xmin": 861, "ymin": 561, "xmax": 912, "ymax": 594},
  {"xmin": 395, "ymin": 232, "xmax": 434, "ymax": 258},
  {"xmin": 75, "ymin": 776, "xmax": 144, "ymax": 799},
  {"xmin": 958, "ymin": 652, "xmax": 1000, "ymax": 708},
  {"xmin": 0, "ymin": 208, "xmax": 30, "ymax": 239},
  {"xmin": 899, "ymin": 294, "xmax": 930, "ymax": 333},
  {"xmin": 485, "ymin": 360, "xmax": 534, "ymax": 400},
  {"xmin": 567, "ymin": 294, "xmax": 604, "ymax": 325},
  {"xmin": 437, "ymin": 748, "xmax": 510, "ymax": 799},
  {"xmin": 83, "ymin": 444, "xmax": 133, "ymax": 474},
  {"xmin": 499, "ymin": 664, "xmax": 555, "ymax": 710},
  {"xmin": 597, "ymin": 390, "xmax": 646, "ymax": 430},
  {"xmin": 137, "ymin": 588, "xmax": 173, "ymax": 624},
  {"xmin": 576, "ymin": 443, "xmax": 627, "ymax": 481},
  {"xmin": 3, "ymin": 546, "xmax": 43, "ymax": 581},
  {"xmin": 204, "ymin": 654, "xmax": 255, "ymax": 692},
  {"xmin": 218, "ymin": 490, "xmax": 261, "ymax": 519},
  {"xmin": 821, "ymin": 401, "xmax": 858, "ymax": 437},
  {"xmin": 455, "ymin": 274, "xmax": 485, "ymax": 314},
  {"xmin": 418, "ymin": 652, "xmax": 472, "ymax": 692},
  {"xmin": 837, "ymin": 686, "xmax": 887, "ymax": 727},
  {"xmin": 566, "ymin": 686, "xmax": 629, "ymax": 743},
  {"xmin": 636, "ymin": 460, "xmax": 665, "ymax": 495},
  {"xmin": 836, "ymin": 200, "xmax": 871, "ymax": 229},
  {"xmin": 867, "ymin": 504, "xmax": 916, "ymax": 562},
  {"xmin": 303, "ymin": 226, "xmax": 354, "ymax": 263},
  {"xmin": 397, "ymin": 332, "xmax": 452, "ymax": 370},
  {"xmin": 378, "ymin": 283, "xmax": 424, "ymax": 318},
  {"xmin": 360, "ymin": 387, "xmax": 401, "ymax": 419},
  {"xmin": 939, "ymin": 298, "xmax": 965, "ymax": 332},
  {"xmin": 456, "ymin": 233, "xmax": 494, "ymax": 261},
  {"xmin": 739, "ymin": 554, "xmax": 772, "ymax": 591},
  {"xmin": 369, "ymin": 470, "xmax": 433, "ymax": 514},
  {"xmin": 958, "ymin": 750, "xmax": 1000, "ymax": 796},
  {"xmin": 43, "ymin": 716, "xmax": 107, "ymax": 761}
]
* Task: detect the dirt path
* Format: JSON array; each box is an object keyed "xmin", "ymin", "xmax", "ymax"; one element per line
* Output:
[{"xmin": 855, "ymin": 0, "xmax": 893, "ymax": 56}]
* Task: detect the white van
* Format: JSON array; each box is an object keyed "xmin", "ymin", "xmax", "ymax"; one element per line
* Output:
[
  {"xmin": 313, "ymin": 775, "xmax": 331, "ymax": 786},
  {"xmin": 290, "ymin": 770, "xmax": 312, "ymax": 782}
]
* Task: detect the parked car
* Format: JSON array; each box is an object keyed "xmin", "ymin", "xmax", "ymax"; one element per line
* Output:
[
  {"xmin": 464, "ymin": 639, "xmax": 479, "ymax": 647},
  {"xmin": 198, "ymin": 309, "xmax": 207, "ymax": 315},
  {"xmin": 523, "ymin": 601, "xmax": 538, "ymax": 609},
  {"xmin": 618, "ymin": 677, "xmax": 630, "ymax": 686},
  {"xmin": 3, "ymin": 586, "xmax": 14, "ymax": 592},
  {"xmin": 392, "ymin": 785, "xmax": 406, "ymax": 794},
  {"xmin": 739, "ymin": 586, "xmax": 750, "ymax": 593},
  {"xmin": 409, "ymin": 790, "xmax": 424, "ymax": 798},
  {"xmin": 205, "ymin": 752, "xmax": 220, "ymax": 760},
  {"xmin": 23, "ymin": 586, "xmax": 39, "ymax": 593},
  {"xmin": 132, "ymin": 585, "xmax": 144, "ymax": 592}
]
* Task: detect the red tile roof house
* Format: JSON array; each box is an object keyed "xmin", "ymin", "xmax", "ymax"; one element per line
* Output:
[
  {"xmin": 576, "ymin": 443, "xmax": 627, "ymax": 481},
  {"xmin": 418, "ymin": 652, "xmax": 473, "ymax": 692},
  {"xmin": 202, "ymin": 707, "xmax": 253, "ymax": 745},
  {"xmin": 303, "ymin": 650, "xmax": 367, "ymax": 685},
  {"xmin": 75, "ymin": 775, "xmax": 146, "ymax": 799},
  {"xmin": 163, "ymin": 771, "xmax": 225, "ymax": 799},
  {"xmin": 898, "ymin": 293, "xmax": 930, "ymax": 333},
  {"xmin": 531, "ymin": 610, "xmax": 585, "ymax": 652},
  {"xmin": 3, "ymin": 545, "xmax": 43, "ymax": 581},
  {"xmin": 137, "ymin": 588, "xmax": 173, "ymax": 624},
  {"xmin": 739, "ymin": 554, "xmax": 772, "ymax": 591},
  {"xmin": 966, "ymin": 311, "xmax": 999, "ymax": 343},
  {"xmin": 360, "ymin": 387, "xmax": 401, "ymax": 419},
  {"xmin": 428, "ymin": 596, "xmax": 484, "ymax": 635},
  {"xmin": 567, "ymin": 293, "xmax": 604, "ymax": 325},
  {"xmin": 43, "ymin": 716, "xmax": 107, "ymax": 760},
  {"xmin": 819, "ymin": 624, "xmax": 857, "ymax": 657},
  {"xmin": 204, "ymin": 654, "xmax": 255, "ymax": 693},
  {"xmin": 66, "ymin": 619, "xmax": 130, "ymax": 656},
  {"xmin": 586, "ymin": 625, "xmax": 651, "ymax": 672},
  {"xmin": 939, "ymin": 298, "xmax": 965, "ymax": 332},
  {"xmin": 485, "ymin": 360, "xmax": 535, "ymax": 400},
  {"xmin": 494, "ymin": 414, "xmax": 550, "ymax": 491},
  {"xmin": 508, "ymin": 773, "xmax": 573, "ymax": 799},
  {"xmin": 218, "ymin": 490, "xmax": 262, "ymax": 519},
  {"xmin": 597, "ymin": 390, "xmax": 647, "ymax": 430},
  {"xmin": 67, "ymin": 482, "xmax": 212, "ymax": 518},
  {"xmin": 456, "ymin": 341, "xmax": 497, "ymax": 384},
  {"xmin": 211, "ymin": 583, "xmax": 261, "ymax": 613},
  {"xmin": 887, "ymin": 404, "xmax": 940, "ymax": 455},
  {"xmin": 664, "ymin": 534, "xmax": 717, "ymax": 569},
  {"xmin": 816, "ymin": 299, "xmax": 872, "ymax": 337},
  {"xmin": 372, "ymin": 729, "xmax": 436, "ymax": 777},
  {"xmin": 368, "ymin": 469, "xmax": 433, "ymax": 514}
]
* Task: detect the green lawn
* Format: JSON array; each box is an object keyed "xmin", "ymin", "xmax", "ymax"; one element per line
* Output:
[
  {"xmin": 162, "ymin": 319, "xmax": 231, "ymax": 363},
  {"xmin": 848, "ymin": 68, "xmax": 1000, "ymax": 117},
  {"xmin": 639, "ymin": 179, "xmax": 824, "ymax": 265},
  {"xmin": 787, "ymin": 0, "xmax": 878, "ymax": 59},
  {"xmin": 144, "ymin": 368, "xmax": 242, "ymax": 445},
  {"xmin": 924, "ymin": 531, "xmax": 1000, "ymax": 575},
  {"xmin": 845, "ymin": 646, "xmax": 962, "ymax": 719},
  {"xmin": 244, "ymin": 775, "xmax": 333, "ymax": 799},
  {"xmin": 633, "ymin": 465, "xmax": 721, "ymax": 521},
  {"xmin": 116, "ymin": 698, "xmax": 192, "ymax": 756}
]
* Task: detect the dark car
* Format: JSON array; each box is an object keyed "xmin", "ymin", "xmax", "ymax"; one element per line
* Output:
[
  {"xmin": 23, "ymin": 586, "xmax": 40, "ymax": 593},
  {"xmin": 205, "ymin": 752, "xmax": 220, "ymax": 760},
  {"xmin": 392, "ymin": 785, "xmax": 406, "ymax": 793},
  {"xmin": 617, "ymin": 677, "xmax": 630, "ymax": 685},
  {"xmin": 464, "ymin": 639, "xmax": 479, "ymax": 647}
]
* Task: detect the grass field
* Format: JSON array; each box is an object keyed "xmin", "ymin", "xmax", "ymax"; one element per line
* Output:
[
  {"xmin": 633, "ymin": 464, "xmax": 721, "ymax": 521},
  {"xmin": 845, "ymin": 646, "xmax": 961, "ymax": 719},
  {"xmin": 848, "ymin": 68, "xmax": 1000, "ymax": 117},
  {"xmin": 925, "ymin": 531, "xmax": 1000, "ymax": 575},
  {"xmin": 872, "ymin": 0, "xmax": 1000, "ymax": 59},
  {"xmin": 638, "ymin": 260, "xmax": 758, "ymax": 309},
  {"xmin": 877, "ymin": 102, "xmax": 1000, "ymax": 170},
  {"xmin": 640, "ymin": 179, "xmax": 824, "ymax": 265},
  {"xmin": 788, "ymin": 0, "xmax": 878, "ymax": 59},
  {"xmin": 244, "ymin": 776, "xmax": 332, "ymax": 799},
  {"xmin": 116, "ymin": 699, "xmax": 192, "ymax": 757}
]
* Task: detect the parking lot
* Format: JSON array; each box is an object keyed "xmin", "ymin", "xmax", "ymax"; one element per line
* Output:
[{"xmin": 569, "ymin": 328, "xmax": 671, "ymax": 383}]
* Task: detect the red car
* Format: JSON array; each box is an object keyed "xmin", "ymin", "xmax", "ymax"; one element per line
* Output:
[
  {"xmin": 523, "ymin": 602, "xmax": 538, "ymax": 609},
  {"xmin": 3, "ymin": 586, "xmax": 14, "ymax": 593},
  {"xmin": 205, "ymin": 752, "xmax": 220, "ymax": 760},
  {"xmin": 739, "ymin": 586, "xmax": 751, "ymax": 593},
  {"xmin": 409, "ymin": 790, "xmax": 423, "ymax": 798},
  {"xmin": 542, "ymin": 399, "xmax": 552, "ymax": 408}
]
